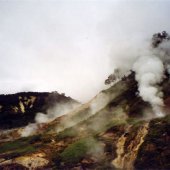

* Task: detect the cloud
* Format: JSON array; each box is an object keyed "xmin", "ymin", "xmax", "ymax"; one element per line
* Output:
[{"xmin": 0, "ymin": 0, "xmax": 170, "ymax": 102}]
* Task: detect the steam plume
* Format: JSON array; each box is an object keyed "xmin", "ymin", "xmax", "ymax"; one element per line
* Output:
[
  {"xmin": 108, "ymin": 31, "xmax": 170, "ymax": 117},
  {"xmin": 21, "ymin": 101, "xmax": 79, "ymax": 137},
  {"xmin": 132, "ymin": 31, "xmax": 170, "ymax": 116},
  {"xmin": 133, "ymin": 55, "xmax": 164, "ymax": 116}
]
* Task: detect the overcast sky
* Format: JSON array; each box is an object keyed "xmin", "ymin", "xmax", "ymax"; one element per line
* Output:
[{"xmin": 0, "ymin": 0, "xmax": 169, "ymax": 102}]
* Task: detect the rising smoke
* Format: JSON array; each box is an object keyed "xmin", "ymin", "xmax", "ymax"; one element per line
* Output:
[
  {"xmin": 133, "ymin": 55, "xmax": 164, "ymax": 116},
  {"xmin": 133, "ymin": 32, "xmax": 170, "ymax": 116},
  {"xmin": 21, "ymin": 123, "xmax": 38, "ymax": 137},
  {"xmin": 90, "ymin": 92, "xmax": 110, "ymax": 115},
  {"xmin": 109, "ymin": 31, "xmax": 170, "ymax": 117},
  {"xmin": 21, "ymin": 101, "xmax": 80, "ymax": 137}
]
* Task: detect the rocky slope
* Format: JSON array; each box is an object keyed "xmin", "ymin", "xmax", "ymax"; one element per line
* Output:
[
  {"xmin": 0, "ymin": 92, "xmax": 78, "ymax": 129},
  {"xmin": 0, "ymin": 73, "xmax": 169, "ymax": 170}
]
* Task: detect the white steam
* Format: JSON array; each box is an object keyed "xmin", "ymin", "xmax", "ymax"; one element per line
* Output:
[
  {"xmin": 87, "ymin": 137, "xmax": 105, "ymax": 159},
  {"xmin": 133, "ymin": 55, "xmax": 164, "ymax": 117},
  {"xmin": 110, "ymin": 33, "xmax": 170, "ymax": 117},
  {"xmin": 21, "ymin": 123, "xmax": 38, "ymax": 137},
  {"xmin": 21, "ymin": 101, "xmax": 80, "ymax": 137},
  {"xmin": 35, "ymin": 102, "xmax": 79, "ymax": 123},
  {"xmin": 35, "ymin": 112, "xmax": 49, "ymax": 124},
  {"xmin": 90, "ymin": 93, "xmax": 110, "ymax": 115}
]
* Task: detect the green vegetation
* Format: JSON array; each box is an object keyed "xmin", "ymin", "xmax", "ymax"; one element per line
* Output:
[
  {"xmin": 60, "ymin": 138, "xmax": 89, "ymax": 164},
  {"xmin": 0, "ymin": 135, "xmax": 40, "ymax": 154},
  {"xmin": 60, "ymin": 137, "xmax": 97, "ymax": 164},
  {"xmin": 57, "ymin": 127, "xmax": 77, "ymax": 140},
  {"xmin": 1, "ymin": 140, "xmax": 21, "ymax": 153}
]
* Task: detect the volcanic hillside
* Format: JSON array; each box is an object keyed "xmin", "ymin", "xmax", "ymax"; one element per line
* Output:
[
  {"xmin": 0, "ymin": 71, "xmax": 169, "ymax": 170},
  {"xmin": 0, "ymin": 31, "xmax": 170, "ymax": 170}
]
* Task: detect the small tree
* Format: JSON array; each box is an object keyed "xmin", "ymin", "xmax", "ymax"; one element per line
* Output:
[{"xmin": 152, "ymin": 31, "xmax": 170, "ymax": 48}]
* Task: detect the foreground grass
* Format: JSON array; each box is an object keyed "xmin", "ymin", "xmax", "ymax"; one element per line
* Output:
[
  {"xmin": 0, "ymin": 135, "xmax": 41, "ymax": 155},
  {"xmin": 60, "ymin": 137, "xmax": 99, "ymax": 164}
]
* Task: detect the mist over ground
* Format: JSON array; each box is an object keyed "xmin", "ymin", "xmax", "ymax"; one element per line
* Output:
[{"xmin": 0, "ymin": 0, "xmax": 170, "ymax": 102}]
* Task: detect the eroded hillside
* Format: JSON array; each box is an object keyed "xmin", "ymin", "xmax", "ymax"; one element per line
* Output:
[{"xmin": 0, "ymin": 73, "xmax": 169, "ymax": 170}]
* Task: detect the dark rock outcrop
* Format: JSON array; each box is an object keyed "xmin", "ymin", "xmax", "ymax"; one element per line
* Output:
[{"xmin": 0, "ymin": 92, "xmax": 78, "ymax": 129}]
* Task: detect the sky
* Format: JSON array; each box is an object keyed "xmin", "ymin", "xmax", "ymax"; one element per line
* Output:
[{"xmin": 0, "ymin": 0, "xmax": 170, "ymax": 102}]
